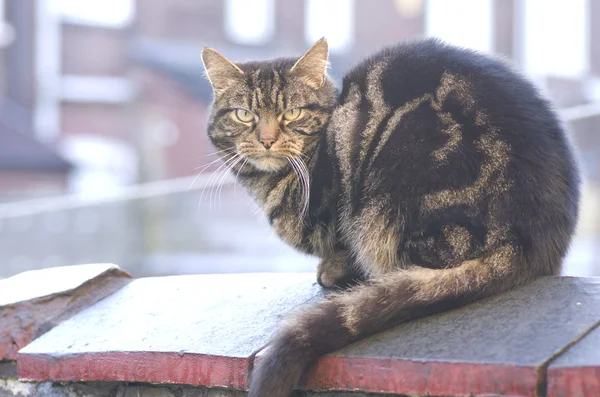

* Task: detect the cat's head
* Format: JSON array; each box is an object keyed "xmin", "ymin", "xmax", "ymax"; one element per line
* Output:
[{"xmin": 201, "ymin": 39, "xmax": 337, "ymax": 173}]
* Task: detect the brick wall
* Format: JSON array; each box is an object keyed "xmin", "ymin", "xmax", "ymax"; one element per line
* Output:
[{"xmin": 61, "ymin": 24, "xmax": 129, "ymax": 76}]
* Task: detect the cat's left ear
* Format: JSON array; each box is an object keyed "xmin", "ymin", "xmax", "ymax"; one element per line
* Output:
[
  {"xmin": 201, "ymin": 48, "xmax": 244, "ymax": 96},
  {"xmin": 291, "ymin": 38, "xmax": 329, "ymax": 89}
]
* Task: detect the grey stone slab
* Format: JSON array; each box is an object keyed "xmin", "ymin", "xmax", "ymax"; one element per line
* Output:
[
  {"xmin": 0, "ymin": 264, "xmax": 128, "ymax": 306},
  {"xmin": 17, "ymin": 274, "xmax": 600, "ymax": 396},
  {"xmin": 19, "ymin": 273, "xmax": 324, "ymax": 358},
  {"xmin": 547, "ymin": 323, "xmax": 600, "ymax": 397},
  {"xmin": 301, "ymin": 277, "xmax": 600, "ymax": 396},
  {"xmin": 335, "ymin": 277, "xmax": 600, "ymax": 365},
  {"xmin": 1, "ymin": 263, "xmax": 132, "ymax": 361},
  {"xmin": 549, "ymin": 324, "xmax": 600, "ymax": 368}
]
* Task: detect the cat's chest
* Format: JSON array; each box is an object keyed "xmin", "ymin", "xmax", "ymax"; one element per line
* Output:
[{"xmin": 270, "ymin": 215, "xmax": 335, "ymax": 257}]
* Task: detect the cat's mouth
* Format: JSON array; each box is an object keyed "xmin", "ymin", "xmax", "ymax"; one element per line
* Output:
[
  {"xmin": 238, "ymin": 142, "xmax": 306, "ymax": 173},
  {"xmin": 244, "ymin": 152, "xmax": 289, "ymax": 172}
]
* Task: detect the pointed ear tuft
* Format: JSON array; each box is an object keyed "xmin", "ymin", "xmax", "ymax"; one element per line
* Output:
[
  {"xmin": 201, "ymin": 48, "xmax": 244, "ymax": 95},
  {"xmin": 291, "ymin": 38, "xmax": 329, "ymax": 89}
]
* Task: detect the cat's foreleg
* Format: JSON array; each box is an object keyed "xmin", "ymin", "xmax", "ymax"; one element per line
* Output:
[{"xmin": 316, "ymin": 249, "xmax": 364, "ymax": 289}]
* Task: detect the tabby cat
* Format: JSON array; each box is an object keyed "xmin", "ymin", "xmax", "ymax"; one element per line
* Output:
[{"xmin": 201, "ymin": 38, "xmax": 580, "ymax": 397}]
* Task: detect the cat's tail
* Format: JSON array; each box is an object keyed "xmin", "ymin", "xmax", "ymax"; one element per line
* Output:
[{"xmin": 247, "ymin": 251, "xmax": 535, "ymax": 397}]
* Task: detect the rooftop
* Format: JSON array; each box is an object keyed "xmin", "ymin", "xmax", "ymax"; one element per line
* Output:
[{"xmin": 1, "ymin": 264, "xmax": 597, "ymax": 396}]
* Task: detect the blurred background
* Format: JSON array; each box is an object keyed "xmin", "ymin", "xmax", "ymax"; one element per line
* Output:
[{"xmin": 0, "ymin": 0, "xmax": 598, "ymax": 279}]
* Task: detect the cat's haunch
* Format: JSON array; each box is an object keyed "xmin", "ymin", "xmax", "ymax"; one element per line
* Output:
[{"xmin": 201, "ymin": 38, "xmax": 580, "ymax": 397}]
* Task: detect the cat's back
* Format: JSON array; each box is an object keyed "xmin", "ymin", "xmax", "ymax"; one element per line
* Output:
[
  {"xmin": 330, "ymin": 37, "xmax": 576, "ymax": 183},
  {"xmin": 339, "ymin": 38, "xmax": 550, "ymax": 123},
  {"xmin": 328, "ymin": 38, "xmax": 580, "ymax": 275}
]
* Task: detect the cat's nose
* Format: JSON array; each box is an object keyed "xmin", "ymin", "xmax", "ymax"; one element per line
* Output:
[
  {"xmin": 258, "ymin": 121, "xmax": 280, "ymax": 150},
  {"xmin": 260, "ymin": 138, "xmax": 276, "ymax": 149}
]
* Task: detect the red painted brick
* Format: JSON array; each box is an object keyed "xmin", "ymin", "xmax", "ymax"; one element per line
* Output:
[
  {"xmin": 18, "ymin": 352, "xmax": 249, "ymax": 389},
  {"xmin": 305, "ymin": 357, "xmax": 537, "ymax": 396},
  {"xmin": 548, "ymin": 367, "xmax": 600, "ymax": 397}
]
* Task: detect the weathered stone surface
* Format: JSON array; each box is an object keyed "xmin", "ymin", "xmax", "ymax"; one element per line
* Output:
[
  {"xmin": 303, "ymin": 277, "xmax": 600, "ymax": 397},
  {"xmin": 0, "ymin": 362, "xmax": 16, "ymax": 380},
  {"xmin": 0, "ymin": 263, "xmax": 131, "ymax": 361},
  {"xmin": 0, "ymin": 381, "xmax": 118, "ymax": 397},
  {"xmin": 547, "ymin": 324, "xmax": 600, "ymax": 397},
  {"xmin": 17, "ymin": 275, "xmax": 600, "ymax": 397},
  {"xmin": 18, "ymin": 273, "xmax": 326, "ymax": 389},
  {"xmin": 0, "ymin": 379, "xmax": 36, "ymax": 397},
  {"xmin": 0, "ymin": 380, "xmax": 396, "ymax": 397}
]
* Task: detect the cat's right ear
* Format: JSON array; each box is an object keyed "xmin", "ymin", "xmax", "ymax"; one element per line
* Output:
[
  {"xmin": 291, "ymin": 38, "xmax": 329, "ymax": 89},
  {"xmin": 201, "ymin": 48, "xmax": 244, "ymax": 96}
]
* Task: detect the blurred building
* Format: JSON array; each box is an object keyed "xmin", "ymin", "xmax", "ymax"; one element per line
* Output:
[
  {"xmin": 0, "ymin": 0, "xmax": 599, "ymax": 200},
  {"xmin": 0, "ymin": 1, "xmax": 69, "ymax": 201},
  {"xmin": 0, "ymin": 128, "xmax": 70, "ymax": 202},
  {"xmin": 0, "ymin": 0, "xmax": 599, "ymax": 277}
]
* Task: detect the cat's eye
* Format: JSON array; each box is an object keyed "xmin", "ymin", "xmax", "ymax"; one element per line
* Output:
[
  {"xmin": 283, "ymin": 108, "xmax": 303, "ymax": 121},
  {"xmin": 234, "ymin": 109, "xmax": 255, "ymax": 123}
]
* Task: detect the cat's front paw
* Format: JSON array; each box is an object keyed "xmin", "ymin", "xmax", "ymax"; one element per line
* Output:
[{"xmin": 316, "ymin": 253, "xmax": 361, "ymax": 289}]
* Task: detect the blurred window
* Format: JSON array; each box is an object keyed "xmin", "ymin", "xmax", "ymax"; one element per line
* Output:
[
  {"xmin": 59, "ymin": 135, "xmax": 138, "ymax": 198},
  {"xmin": 224, "ymin": 0, "xmax": 275, "ymax": 45},
  {"xmin": 52, "ymin": 0, "xmax": 134, "ymax": 28},
  {"xmin": 305, "ymin": 0, "xmax": 354, "ymax": 53},
  {"xmin": 522, "ymin": 0, "xmax": 589, "ymax": 78},
  {"xmin": 60, "ymin": 76, "xmax": 135, "ymax": 104},
  {"xmin": 0, "ymin": 0, "xmax": 15, "ymax": 47},
  {"xmin": 426, "ymin": 0, "xmax": 493, "ymax": 53}
]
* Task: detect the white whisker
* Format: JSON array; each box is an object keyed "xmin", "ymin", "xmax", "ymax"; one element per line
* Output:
[
  {"xmin": 217, "ymin": 155, "xmax": 244, "ymax": 209},
  {"xmin": 288, "ymin": 156, "xmax": 310, "ymax": 219},
  {"xmin": 286, "ymin": 158, "xmax": 302, "ymax": 208},
  {"xmin": 194, "ymin": 150, "xmax": 236, "ymax": 171},
  {"xmin": 234, "ymin": 159, "xmax": 249, "ymax": 198},
  {"xmin": 296, "ymin": 157, "xmax": 311, "ymax": 217},
  {"xmin": 210, "ymin": 154, "xmax": 242, "ymax": 210},
  {"xmin": 206, "ymin": 147, "xmax": 236, "ymax": 157},
  {"xmin": 197, "ymin": 153, "xmax": 240, "ymax": 212},
  {"xmin": 189, "ymin": 151, "xmax": 237, "ymax": 191}
]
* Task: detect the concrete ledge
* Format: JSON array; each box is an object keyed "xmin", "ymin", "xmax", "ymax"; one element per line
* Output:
[
  {"xmin": 18, "ymin": 273, "xmax": 324, "ymax": 389},
  {"xmin": 0, "ymin": 263, "xmax": 132, "ymax": 361},
  {"xmin": 15, "ymin": 274, "xmax": 600, "ymax": 396},
  {"xmin": 303, "ymin": 277, "xmax": 600, "ymax": 396}
]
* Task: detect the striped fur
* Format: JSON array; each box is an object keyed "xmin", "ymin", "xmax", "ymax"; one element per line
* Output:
[{"xmin": 201, "ymin": 39, "xmax": 581, "ymax": 397}]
